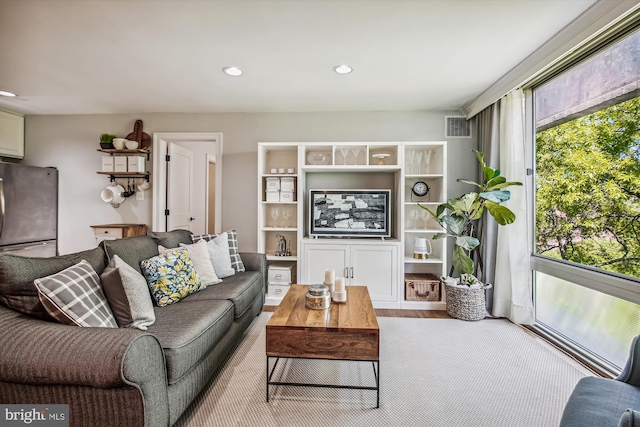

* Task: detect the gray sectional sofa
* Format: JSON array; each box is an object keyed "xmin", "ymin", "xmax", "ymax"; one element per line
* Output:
[
  {"xmin": 0, "ymin": 229, "xmax": 266, "ymax": 427},
  {"xmin": 560, "ymin": 334, "xmax": 640, "ymax": 427}
]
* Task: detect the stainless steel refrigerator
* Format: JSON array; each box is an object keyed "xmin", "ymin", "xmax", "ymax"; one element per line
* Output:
[{"xmin": 0, "ymin": 163, "xmax": 58, "ymax": 257}]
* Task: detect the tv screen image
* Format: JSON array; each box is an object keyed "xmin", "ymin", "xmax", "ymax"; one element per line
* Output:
[{"xmin": 309, "ymin": 189, "xmax": 391, "ymax": 237}]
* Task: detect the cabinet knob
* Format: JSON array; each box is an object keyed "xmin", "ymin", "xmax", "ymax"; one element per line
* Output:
[{"xmin": 189, "ymin": 217, "xmax": 195, "ymax": 221}]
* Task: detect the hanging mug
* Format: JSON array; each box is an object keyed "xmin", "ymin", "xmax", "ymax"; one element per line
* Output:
[{"xmin": 100, "ymin": 183, "xmax": 125, "ymax": 206}]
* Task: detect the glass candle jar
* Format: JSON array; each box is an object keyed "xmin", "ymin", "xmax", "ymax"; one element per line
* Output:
[{"xmin": 305, "ymin": 284, "xmax": 331, "ymax": 310}]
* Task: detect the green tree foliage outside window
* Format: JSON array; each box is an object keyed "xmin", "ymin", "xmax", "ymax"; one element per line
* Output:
[{"xmin": 536, "ymin": 96, "xmax": 640, "ymax": 279}]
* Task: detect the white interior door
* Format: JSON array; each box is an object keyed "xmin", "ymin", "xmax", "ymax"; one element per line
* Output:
[{"xmin": 167, "ymin": 143, "xmax": 194, "ymax": 231}]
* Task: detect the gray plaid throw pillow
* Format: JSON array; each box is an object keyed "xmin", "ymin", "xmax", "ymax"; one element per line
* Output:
[
  {"xmin": 34, "ymin": 260, "xmax": 117, "ymax": 328},
  {"xmin": 192, "ymin": 229, "xmax": 245, "ymax": 272}
]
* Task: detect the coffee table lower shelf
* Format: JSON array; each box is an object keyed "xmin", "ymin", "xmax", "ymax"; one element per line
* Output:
[{"xmin": 266, "ymin": 356, "xmax": 380, "ymax": 408}]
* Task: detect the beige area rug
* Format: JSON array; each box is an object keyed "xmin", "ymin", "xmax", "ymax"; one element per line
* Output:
[{"xmin": 175, "ymin": 313, "xmax": 586, "ymax": 427}]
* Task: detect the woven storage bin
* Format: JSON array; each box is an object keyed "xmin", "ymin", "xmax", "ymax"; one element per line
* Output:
[
  {"xmin": 405, "ymin": 273, "xmax": 440, "ymax": 301},
  {"xmin": 444, "ymin": 282, "xmax": 492, "ymax": 321}
]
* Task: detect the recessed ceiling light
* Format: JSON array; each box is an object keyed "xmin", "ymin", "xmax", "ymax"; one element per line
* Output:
[
  {"xmin": 333, "ymin": 65, "xmax": 353, "ymax": 75},
  {"xmin": 0, "ymin": 90, "xmax": 17, "ymax": 97},
  {"xmin": 223, "ymin": 67, "xmax": 243, "ymax": 76}
]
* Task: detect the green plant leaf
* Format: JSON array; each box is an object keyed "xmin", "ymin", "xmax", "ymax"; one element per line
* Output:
[
  {"xmin": 433, "ymin": 233, "xmax": 449, "ymax": 240},
  {"xmin": 452, "ymin": 246, "xmax": 474, "ymax": 274},
  {"xmin": 461, "ymin": 192, "xmax": 479, "ymax": 212},
  {"xmin": 442, "ymin": 214, "xmax": 464, "ymax": 235},
  {"xmin": 486, "ymin": 175, "xmax": 506, "ymax": 188},
  {"xmin": 483, "ymin": 166, "xmax": 497, "ymax": 181},
  {"xmin": 417, "ymin": 203, "xmax": 437, "ymax": 218},
  {"xmin": 436, "ymin": 204, "xmax": 447, "ymax": 217},
  {"xmin": 480, "ymin": 190, "xmax": 511, "ymax": 204},
  {"xmin": 457, "ymin": 179, "xmax": 483, "ymax": 189},
  {"xmin": 485, "ymin": 201, "xmax": 516, "ymax": 225},
  {"xmin": 456, "ymin": 236, "xmax": 479, "ymax": 251},
  {"xmin": 487, "ymin": 181, "xmax": 523, "ymax": 190},
  {"xmin": 448, "ymin": 198, "xmax": 468, "ymax": 214},
  {"xmin": 470, "ymin": 205, "xmax": 484, "ymax": 220},
  {"xmin": 474, "ymin": 150, "xmax": 485, "ymax": 168}
]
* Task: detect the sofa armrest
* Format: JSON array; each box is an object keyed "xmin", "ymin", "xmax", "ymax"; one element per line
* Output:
[
  {"xmin": 240, "ymin": 252, "xmax": 267, "ymax": 277},
  {"xmin": 0, "ymin": 305, "xmax": 165, "ymax": 389},
  {"xmin": 617, "ymin": 334, "xmax": 640, "ymax": 387},
  {"xmin": 619, "ymin": 409, "xmax": 640, "ymax": 427}
]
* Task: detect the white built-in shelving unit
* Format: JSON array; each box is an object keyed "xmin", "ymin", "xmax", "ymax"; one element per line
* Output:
[{"xmin": 258, "ymin": 141, "xmax": 448, "ymax": 309}]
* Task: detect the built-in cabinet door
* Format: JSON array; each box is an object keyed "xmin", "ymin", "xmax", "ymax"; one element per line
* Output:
[
  {"xmin": 350, "ymin": 244, "xmax": 397, "ymax": 302},
  {"xmin": 302, "ymin": 243, "xmax": 349, "ymax": 284},
  {"xmin": 302, "ymin": 241, "xmax": 398, "ymax": 302}
]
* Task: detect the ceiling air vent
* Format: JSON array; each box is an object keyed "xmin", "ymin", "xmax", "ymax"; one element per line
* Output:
[{"xmin": 445, "ymin": 116, "xmax": 471, "ymax": 138}]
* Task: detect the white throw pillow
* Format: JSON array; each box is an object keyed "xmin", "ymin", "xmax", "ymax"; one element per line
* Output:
[
  {"xmin": 159, "ymin": 240, "xmax": 222, "ymax": 286},
  {"xmin": 203, "ymin": 232, "xmax": 235, "ymax": 279}
]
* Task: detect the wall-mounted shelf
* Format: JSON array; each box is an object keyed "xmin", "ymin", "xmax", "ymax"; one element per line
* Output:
[
  {"xmin": 97, "ymin": 146, "xmax": 151, "ymax": 184},
  {"xmin": 98, "ymin": 148, "xmax": 151, "ymax": 161},
  {"xmin": 96, "ymin": 171, "xmax": 150, "ymax": 182}
]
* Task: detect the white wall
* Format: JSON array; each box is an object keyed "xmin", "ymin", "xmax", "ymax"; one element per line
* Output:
[{"xmin": 23, "ymin": 111, "xmax": 476, "ymax": 254}]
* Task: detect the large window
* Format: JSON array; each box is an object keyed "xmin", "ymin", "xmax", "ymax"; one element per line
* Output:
[{"xmin": 533, "ymin": 27, "xmax": 640, "ymax": 370}]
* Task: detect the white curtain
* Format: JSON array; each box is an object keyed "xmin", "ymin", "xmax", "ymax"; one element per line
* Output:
[{"xmin": 493, "ymin": 89, "xmax": 534, "ymax": 325}]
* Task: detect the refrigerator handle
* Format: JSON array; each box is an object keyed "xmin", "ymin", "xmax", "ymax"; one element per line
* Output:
[{"xmin": 0, "ymin": 178, "xmax": 5, "ymax": 239}]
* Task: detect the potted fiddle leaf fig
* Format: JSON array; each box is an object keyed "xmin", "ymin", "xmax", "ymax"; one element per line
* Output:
[{"xmin": 420, "ymin": 149, "xmax": 522, "ymax": 320}]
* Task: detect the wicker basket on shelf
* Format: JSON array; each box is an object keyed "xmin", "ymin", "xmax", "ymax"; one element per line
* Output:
[{"xmin": 443, "ymin": 282, "xmax": 492, "ymax": 321}]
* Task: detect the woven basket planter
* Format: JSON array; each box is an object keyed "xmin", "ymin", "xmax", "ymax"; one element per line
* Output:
[{"xmin": 443, "ymin": 281, "xmax": 492, "ymax": 321}]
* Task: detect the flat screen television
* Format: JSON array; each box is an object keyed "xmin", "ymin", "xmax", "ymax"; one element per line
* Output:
[{"xmin": 309, "ymin": 189, "xmax": 391, "ymax": 238}]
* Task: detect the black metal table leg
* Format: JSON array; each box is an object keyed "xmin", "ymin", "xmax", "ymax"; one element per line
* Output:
[
  {"xmin": 266, "ymin": 356, "xmax": 269, "ymax": 402},
  {"xmin": 266, "ymin": 357, "xmax": 380, "ymax": 408}
]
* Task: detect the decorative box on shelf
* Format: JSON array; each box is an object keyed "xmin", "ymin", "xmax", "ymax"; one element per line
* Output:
[
  {"xmin": 405, "ymin": 273, "xmax": 440, "ymax": 301},
  {"xmin": 268, "ymin": 261, "xmax": 296, "ymax": 283},
  {"xmin": 280, "ymin": 177, "xmax": 295, "ymax": 192},
  {"xmin": 268, "ymin": 282, "xmax": 290, "ymax": 299},
  {"xmin": 267, "ymin": 261, "xmax": 296, "ymax": 299},
  {"xmin": 280, "ymin": 191, "xmax": 294, "ymax": 202}
]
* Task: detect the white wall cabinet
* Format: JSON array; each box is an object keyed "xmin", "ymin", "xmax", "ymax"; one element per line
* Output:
[
  {"xmin": 0, "ymin": 109, "xmax": 24, "ymax": 159},
  {"xmin": 258, "ymin": 141, "xmax": 447, "ymax": 309},
  {"xmin": 301, "ymin": 240, "xmax": 399, "ymax": 302}
]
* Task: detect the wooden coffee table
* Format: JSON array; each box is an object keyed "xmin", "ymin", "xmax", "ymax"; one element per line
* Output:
[{"xmin": 266, "ymin": 284, "xmax": 380, "ymax": 407}]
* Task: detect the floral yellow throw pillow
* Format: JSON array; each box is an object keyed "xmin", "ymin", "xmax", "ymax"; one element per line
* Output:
[{"xmin": 140, "ymin": 248, "xmax": 205, "ymax": 306}]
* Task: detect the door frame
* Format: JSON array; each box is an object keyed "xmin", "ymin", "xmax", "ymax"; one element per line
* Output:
[
  {"xmin": 152, "ymin": 132, "xmax": 223, "ymax": 232},
  {"xmin": 205, "ymin": 153, "xmax": 216, "ymax": 234}
]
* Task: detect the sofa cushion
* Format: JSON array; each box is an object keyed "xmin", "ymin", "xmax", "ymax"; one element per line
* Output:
[
  {"xmin": 181, "ymin": 270, "xmax": 263, "ymax": 318},
  {"xmin": 100, "ymin": 255, "xmax": 156, "ymax": 330},
  {"xmin": 141, "ymin": 248, "xmax": 205, "ymax": 307},
  {"xmin": 560, "ymin": 377, "xmax": 640, "ymax": 427},
  {"xmin": 0, "ymin": 246, "xmax": 107, "ymax": 320},
  {"xmin": 146, "ymin": 299, "xmax": 234, "ymax": 384},
  {"xmin": 192, "ymin": 229, "xmax": 245, "ymax": 272},
  {"xmin": 34, "ymin": 260, "xmax": 117, "ymax": 328},
  {"xmin": 102, "ymin": 235, "xmax": 159, "ymax": 276},
  {"xmin": 148, "ymin": 229, "xmax": 193, "ymax": 249}
]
